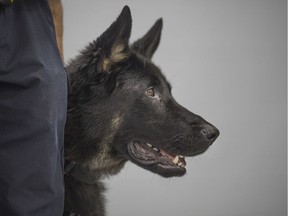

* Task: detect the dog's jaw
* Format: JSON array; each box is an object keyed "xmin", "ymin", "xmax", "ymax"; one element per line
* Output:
[
  {"xmin": 84, "ymin": 155, "xmax": 127, "ymax": 177},
  {"xmin": 127, "ymin": 141, "xmax": 187, "ymax": 177}
]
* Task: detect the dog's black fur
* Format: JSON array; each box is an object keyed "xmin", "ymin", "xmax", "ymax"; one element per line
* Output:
[{"xmin": 64, "ymin": 6, "xmax": 219, "ymax": 216}]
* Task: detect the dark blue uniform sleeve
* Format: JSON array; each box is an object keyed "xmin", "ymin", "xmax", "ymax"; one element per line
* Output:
[{"xmin": 0, "ymin": 1, "xmax": 67, "ymax": 215}]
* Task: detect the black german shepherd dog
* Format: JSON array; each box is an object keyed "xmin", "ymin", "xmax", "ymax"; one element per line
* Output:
[{"xmin": 64, "ymin": 6, "xmax": 219, "ymax": 216}]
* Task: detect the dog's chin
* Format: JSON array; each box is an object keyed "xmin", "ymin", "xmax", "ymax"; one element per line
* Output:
[{"xmin": 127, "ymin": 141, "xmax": 187, "ymax": 177}]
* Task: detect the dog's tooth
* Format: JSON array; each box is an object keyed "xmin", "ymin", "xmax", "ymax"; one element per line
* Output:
[
  {"xmin": 153, "ymin": 147, "xmax": 159, "ymax": 152},
  {"xmin": 180, "ymin": 164, "xmax": 186, "ymax": 168},
  {"xmin": 179, "ymin": 155, "xmax": 184, "ymax": 158},
  {"xmin": 146, "ymin": 143, "xmax": 153, "ymax": 148},
  {"xmin": 177, "ymin": 162, "xmax": 183, "ymax": 167},
  {"xmin": 172, "ymin": 155, "xmax": 179, "ymax": 164}
]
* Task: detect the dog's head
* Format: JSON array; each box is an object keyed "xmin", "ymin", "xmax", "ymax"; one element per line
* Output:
[{"xmin": 66, "ymin": 6, "xmax": 219, "ymax": 178}]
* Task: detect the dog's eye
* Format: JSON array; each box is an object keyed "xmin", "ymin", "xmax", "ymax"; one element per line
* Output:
[{"xmin": 146, "ymin": 87, "xmax": 155, "ymax": 97}]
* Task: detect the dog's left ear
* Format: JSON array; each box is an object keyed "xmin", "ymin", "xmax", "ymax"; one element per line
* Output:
[
  {"xmin": 96, "ymin": 6, "xmax": 132, "ymax": 72},
  {"xmin": 131, "ymin": 18, "xmax": 163, "ymax": 59}
]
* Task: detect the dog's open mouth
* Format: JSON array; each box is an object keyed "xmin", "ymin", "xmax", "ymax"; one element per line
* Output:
[{"xmin": 127, "ymin": 141, "xmax": 187, "ymax": 177}]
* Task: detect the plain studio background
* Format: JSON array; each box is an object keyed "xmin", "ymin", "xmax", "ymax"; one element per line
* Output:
[{"xmin": 62, "ymin": 1, "xmax": 287, "ymax": 216}]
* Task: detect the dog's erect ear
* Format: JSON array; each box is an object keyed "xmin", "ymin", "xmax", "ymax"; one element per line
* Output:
[
  {"xmin": 131, "ymin": 18, "xmax": 163, "ymax": 59},
  {"xmin": 96, "ymin": 6, "xmax": 132, "ymax": 72}
]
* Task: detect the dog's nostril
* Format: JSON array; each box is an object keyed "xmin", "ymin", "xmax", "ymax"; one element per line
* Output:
[
  {"xmin": 201, "ymin": 126, "xmax": 220, "ymax": 142},
  {"xmin": 207, "ymin": 131, "xmax": 218, "ymax": 141}
]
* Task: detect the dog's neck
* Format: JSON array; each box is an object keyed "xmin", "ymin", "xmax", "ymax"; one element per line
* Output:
[{"xmin": 65, "ymin": 157, "xmax": 126, "ymax": 185}]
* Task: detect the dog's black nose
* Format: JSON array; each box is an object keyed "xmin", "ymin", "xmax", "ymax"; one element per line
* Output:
[{"xmin": 201, "ymin": 125, "xmax": 220, "ymax": 143}]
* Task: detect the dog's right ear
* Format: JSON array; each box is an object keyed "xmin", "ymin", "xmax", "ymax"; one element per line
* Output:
[
  {"xmin": 95, "ymin": 6, "xmax": 132, "ymax": 72},
  {"xmin": 131, "ymin": 18, "xmax": 163, "ymax": 59}
]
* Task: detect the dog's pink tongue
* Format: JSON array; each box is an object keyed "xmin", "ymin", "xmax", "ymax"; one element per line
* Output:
[{"xmin": 159, "ymin": 149, "xmax": 186, "ymax": 166}]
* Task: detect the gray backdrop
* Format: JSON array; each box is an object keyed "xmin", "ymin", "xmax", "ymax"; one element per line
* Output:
[{"xmin": 62, "ymin": 1, "xmax": 287, "ymax": 216}]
